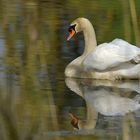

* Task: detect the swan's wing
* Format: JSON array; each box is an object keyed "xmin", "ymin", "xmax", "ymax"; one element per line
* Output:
[
  {"xmin": 111, "ymin": 38, "xmax": 140, "ymax": 51},
  {"xmin": 110, "ymin": 38, "xmax": 140, "ymax": 64},
  {"xmin": 83, "ymin": 39, "xmax": 140, "ymax": 71}
]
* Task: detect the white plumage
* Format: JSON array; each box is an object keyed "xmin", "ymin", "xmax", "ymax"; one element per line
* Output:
[
  {"xmin": 65, "ymin": 18, "xmax": 140, "ymax": 80},
  {"xmin": 83, "ymin": 39, "xmax": 140, "ymax": 71}
]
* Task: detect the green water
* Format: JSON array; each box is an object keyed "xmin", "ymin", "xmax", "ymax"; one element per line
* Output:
[{"xmin": 0, "ymin": 0, "xmax": 140, "ymax": 140}]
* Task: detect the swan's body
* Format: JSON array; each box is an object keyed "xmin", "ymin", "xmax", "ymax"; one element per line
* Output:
[
  {"xmin": 65, "ymin": 18, "xmax": 140, "ymax": 80},
  {"xmin": 84, "ymin": 39, "xmax": 140, "ymax": 71}
]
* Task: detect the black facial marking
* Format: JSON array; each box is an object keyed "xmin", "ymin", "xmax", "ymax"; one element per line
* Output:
[
  {"xmin": 68, "ymin": 24, "xmax": 76, "ymax": 33},
  {"xmin": 71, "ymin": 121, "xmax": 79, "ymax": 129}
]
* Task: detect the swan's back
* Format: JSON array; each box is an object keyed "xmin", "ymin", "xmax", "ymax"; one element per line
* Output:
[{"xmin": 83, "ymin": 39, "xmax": 140, "ymax": 71}]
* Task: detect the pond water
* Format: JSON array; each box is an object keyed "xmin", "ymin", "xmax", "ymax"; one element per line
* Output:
[{"xmin": 0, "ymin": 0, "xmax": 140, "ymax": 140}]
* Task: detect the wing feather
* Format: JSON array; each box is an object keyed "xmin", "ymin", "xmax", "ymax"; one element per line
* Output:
[{"xmin": 83, "ymin": 39, "xmax": 140, "ymax": 71}]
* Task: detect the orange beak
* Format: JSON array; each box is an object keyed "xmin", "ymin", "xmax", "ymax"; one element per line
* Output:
[{"xmin": 67, "ymin": 29, "xmax": 76, "ymax": 41}]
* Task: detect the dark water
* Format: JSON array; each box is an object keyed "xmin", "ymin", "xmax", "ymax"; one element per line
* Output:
[{"xmin": 0, "ymin": 0, "xmax": 140, "ymax": 140}]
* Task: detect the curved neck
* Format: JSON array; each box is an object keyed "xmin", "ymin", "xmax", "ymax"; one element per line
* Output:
[{"xmin": 82, "ymin": 21, "xmax": 97, "ymax": 55}]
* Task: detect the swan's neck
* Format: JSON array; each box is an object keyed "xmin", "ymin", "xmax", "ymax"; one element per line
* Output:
[{"xmin": 82, "ymin": 21, "xmax": 97, "ymax": 56}]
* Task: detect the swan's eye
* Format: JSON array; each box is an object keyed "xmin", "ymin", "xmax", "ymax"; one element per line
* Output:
[{"xmin": 68, "ymin": 24, "xmax": 76, "ymax": 32}]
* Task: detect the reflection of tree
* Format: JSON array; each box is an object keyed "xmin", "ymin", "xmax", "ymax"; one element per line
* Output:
[
  {"xmin": 0, "ymin": 1, "xmax": 60, "ymax": 139},
  {"xmin": 128, "ymin": 0, "xmax": 140, "ymax": 46},
  {"xmin": 122, "ymin": 113, "xmax": 138, "ymax": 140}
]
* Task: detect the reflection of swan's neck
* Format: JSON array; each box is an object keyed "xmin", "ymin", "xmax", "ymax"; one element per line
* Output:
[
  {"xmin": 79, "ymin": 92, "xmax": 98, "ymax": 129},
  {"xmin": 82, "ymin": 20, "xmax": 97, "ymax": 56},
  {"xmin": 83, "ymin": 104, "xmax": 97, "ymax": 129}
]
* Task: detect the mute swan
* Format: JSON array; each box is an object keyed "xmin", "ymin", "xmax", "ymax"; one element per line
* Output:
[
  {"xmin": 65, "ymin": 17, "xmax": 140, "ymax": 80},
  {"xmin": 66, "ymin": 78, "xmax": 140, "ymax": 129}
]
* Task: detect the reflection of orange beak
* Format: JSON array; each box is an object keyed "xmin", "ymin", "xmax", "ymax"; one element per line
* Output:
[
  {"xmin": 67, "ymin": 29, "xmax": 76, "ymax": 41},
  {"xmin": 68, "ymin": 112, "xmax": 78, "ymax": 125}
]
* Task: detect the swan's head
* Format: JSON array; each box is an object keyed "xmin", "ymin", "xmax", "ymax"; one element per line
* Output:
[{"xmin": 67, "ymin": 17, "xmax": 90, "ymax": 41}]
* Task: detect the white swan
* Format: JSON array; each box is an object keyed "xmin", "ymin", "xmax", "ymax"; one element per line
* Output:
[{"xmin": 65, "ymin": 17, "xmax": 140, "ymax": 80}]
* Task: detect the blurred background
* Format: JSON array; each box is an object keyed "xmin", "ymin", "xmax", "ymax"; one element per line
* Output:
[{"xmin": 0, "ymin": 0, "xmax": 140, "ymax": 140}]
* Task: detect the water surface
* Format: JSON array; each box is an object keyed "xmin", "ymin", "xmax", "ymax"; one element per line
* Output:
[{"xmin": 0, "ymin": 0, "xmax": 140, "ymax": 140}]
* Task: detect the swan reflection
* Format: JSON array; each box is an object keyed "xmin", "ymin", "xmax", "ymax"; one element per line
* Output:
[{"xmin": 65, "ymin": 78, "xmax": 140, "ymax": 130}]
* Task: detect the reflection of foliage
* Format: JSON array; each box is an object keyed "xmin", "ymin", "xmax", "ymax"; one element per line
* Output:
[{"xmin": 0, "ymin": 0, "xmax": 140, "ymax": 140}]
